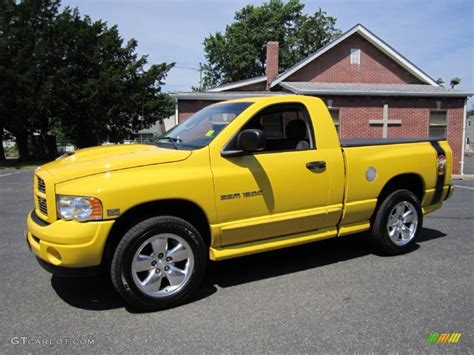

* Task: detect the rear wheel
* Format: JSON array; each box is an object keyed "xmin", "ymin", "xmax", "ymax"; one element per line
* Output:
[
  {"xmin": 111, "ymin": 216, "xmax": 207, "ymax": 311},
  {"xmin": 370, "ymin": 189, "xmax": 422, "ymax": 255}
]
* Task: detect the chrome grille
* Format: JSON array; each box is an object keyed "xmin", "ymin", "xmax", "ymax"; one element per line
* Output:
[
  {"xmin": 37, "ymin": 196, "xmax": 48, "ymax": 215},
  {"xmin": 37, "ymin": 177, "xmax": 46, "ymax": 193}
]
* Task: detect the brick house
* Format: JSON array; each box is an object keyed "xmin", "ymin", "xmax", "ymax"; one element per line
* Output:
[
  {"xmin": 171, "ymin": 24, "xmax": 471, "ymax": 174},
  {"xmin": 466, "ymin": 116, "xmax": 474, "ymax": 152}
]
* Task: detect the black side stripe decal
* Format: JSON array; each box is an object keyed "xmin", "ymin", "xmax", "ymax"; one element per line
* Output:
[{"xmin": 430, "ymin": 141, "xmax": 446, "ymax": 205}]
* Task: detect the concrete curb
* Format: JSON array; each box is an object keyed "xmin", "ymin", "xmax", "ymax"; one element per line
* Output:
[{"xmin": 452, "ymin": 174, "xmax": 474, "ymax": 180}]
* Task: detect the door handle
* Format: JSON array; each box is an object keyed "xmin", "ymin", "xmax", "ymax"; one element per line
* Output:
[{"xmin": 306, "ymin": 161, "xmax": 326, "ymax": 171}]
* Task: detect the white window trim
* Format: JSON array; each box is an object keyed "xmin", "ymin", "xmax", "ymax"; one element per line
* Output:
[
  {"xmin": 428, "ymin": 110, "xmax": 448, "ymax": 139},
  {"xmin": 350, "ymin": 48, "xmax": 361, "ymax": 65}
]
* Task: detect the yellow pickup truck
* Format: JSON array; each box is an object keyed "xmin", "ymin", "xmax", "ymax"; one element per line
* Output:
[{"xmin": 26, "ymin": 95, "xmax": 454, "ymax": 310}]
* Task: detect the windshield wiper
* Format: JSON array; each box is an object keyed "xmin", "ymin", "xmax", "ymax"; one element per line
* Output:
[{"xmin": 157, "ymin": 137, "xmax": 182, "ymax": 150}]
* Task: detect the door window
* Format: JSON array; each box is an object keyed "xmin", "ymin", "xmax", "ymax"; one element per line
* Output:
[{"xmin": 226, "ymin": 103, "xmax": 315, "ymax": 153}]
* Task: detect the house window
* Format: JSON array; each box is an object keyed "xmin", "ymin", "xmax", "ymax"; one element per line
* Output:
[
  {"xmin": 429, "ymin": 111, "xmax": 447, "ymax": 138},
  {"xmin": 261, "ymin": 113, "xmax": 283, "ymax": 139},
  {"xmin": 329, "ymin": 108, "xmax": 340, "ymax": 134},
  {"xmin": 350, "ymin": 48, "xmax": 360, "ymax": 65}
]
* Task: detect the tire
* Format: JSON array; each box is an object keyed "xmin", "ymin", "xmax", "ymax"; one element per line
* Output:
[
  {"xmin": 111, "ymin": 216, "xmax": 207, "ymax": 311},
  {"xmin": 370, "ymin": 189, "xmax": 422, "ymax": 255}
]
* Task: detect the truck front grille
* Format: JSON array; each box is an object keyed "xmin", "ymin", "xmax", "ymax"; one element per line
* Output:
[
  {"xmin": 37, "ymin": 196, "xmax": 48, "ymax": 216},
  {"xmin": 37, "ymin": 177, "xmax": 46, "ymax": 193}
]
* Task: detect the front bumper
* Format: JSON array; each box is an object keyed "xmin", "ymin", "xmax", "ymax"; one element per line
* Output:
[{"xmin": 26, "ymin": 210, "xmax": 114, "ymax": 269}]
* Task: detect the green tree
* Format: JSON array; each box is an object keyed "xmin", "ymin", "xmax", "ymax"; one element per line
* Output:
[
  {"xmin": 50, "ymin": 7, "xmax": 174, "ymax": 148},
  {"xmin": 201, "ymin": 0, "xmax": 341, "ymax": 89},
  {"xmin": 0, "ymin": 0, "xmax": 174, "ymax": 160},
  {"xmin": 0, "ymin": 130, "xmax": 6, "ymax": 161},
  {"xmin": 0, "ymin": 0, "xmax": 58, "ymax": 160}
]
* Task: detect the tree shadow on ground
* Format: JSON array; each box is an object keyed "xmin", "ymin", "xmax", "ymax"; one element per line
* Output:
[{"xmin": 50, "ymin": 227, "xmax": 446, "ymax": 312}]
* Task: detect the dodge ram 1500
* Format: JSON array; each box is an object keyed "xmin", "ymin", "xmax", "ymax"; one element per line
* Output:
[{"xmin": 26, "ymin": 95, "xmax": 454, "ymax": 310}]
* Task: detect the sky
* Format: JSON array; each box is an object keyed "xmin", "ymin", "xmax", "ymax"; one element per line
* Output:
[{"xmin": 61, "ymin": 0, "xmax": 474, "ymax": 108}]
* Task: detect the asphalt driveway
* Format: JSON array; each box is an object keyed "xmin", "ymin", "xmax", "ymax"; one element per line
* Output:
[{"xmin": 0, "ymin": 169, "xmax": 472, "ymax": 353}]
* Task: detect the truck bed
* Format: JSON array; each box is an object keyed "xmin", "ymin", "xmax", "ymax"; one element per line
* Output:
[
  {"xmin": 338, "ymin": 136, "xmax": 451, "ymax": 235},
  {"xmin": 340, "ymin": 137, "xmax": 446, "ymax": 147}
]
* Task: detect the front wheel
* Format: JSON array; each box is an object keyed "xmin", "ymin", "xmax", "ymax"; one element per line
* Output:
[
  {"xmin": 370, "ymin": 189, "xmax": 423, "ymax": 255},
  {"xmin": 111, "ymin": 216, "xmax": 207, "ymax": 311}
]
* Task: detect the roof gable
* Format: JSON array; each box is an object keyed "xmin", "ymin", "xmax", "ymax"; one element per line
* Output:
[
  {"xmin": 271, "ymin": 24, "xmax": 439, "ymax": 88},
  {"xmin": 283, "ymin": 33, "xmax": 424, "ymax": 85}
]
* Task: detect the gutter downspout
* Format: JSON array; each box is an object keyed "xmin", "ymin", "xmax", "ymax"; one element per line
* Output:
[
  {"xmin": 174, "ymin": 97, "xmax": 179, "ymax": 126},
  {"xmin": 461, "ymin": 98, "xmax": 467, "ymax": 175}
]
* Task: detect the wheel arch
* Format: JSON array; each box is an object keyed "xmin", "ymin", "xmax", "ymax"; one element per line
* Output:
[
  {"xmin": 372, "ymin": 173, "xmax": 425, "ymax": 221},
  {"xmin": 379, "ymin": 173, "xmax": 424, "ymax": 201},
  {"xmin": 101, "ymin": 199, "xmax": 211, "ymax": 268}
]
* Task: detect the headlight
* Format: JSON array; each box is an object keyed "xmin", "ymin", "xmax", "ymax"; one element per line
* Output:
[{"xmin": 56, "ymin": 195, "xmax": 103, "ymax": 221}]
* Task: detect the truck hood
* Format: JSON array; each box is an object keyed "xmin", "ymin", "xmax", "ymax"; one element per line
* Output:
[{"xmin": 38, "ymin": 144, "xmax": 192, "ymax": 183}]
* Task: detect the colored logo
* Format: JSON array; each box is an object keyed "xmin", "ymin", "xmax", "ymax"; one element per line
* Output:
[{"xmin": 426, "ymin": 332, "xmax": 462, "ymax": 344}]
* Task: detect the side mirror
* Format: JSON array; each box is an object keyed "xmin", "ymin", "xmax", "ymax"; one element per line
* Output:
[
  {"xmin": 221, "ymin": 129, "xmax": 266, "ymax": 157},
  {"xmin": 237, "ymin": 129, "xmax": 266, "ymax": 152}
]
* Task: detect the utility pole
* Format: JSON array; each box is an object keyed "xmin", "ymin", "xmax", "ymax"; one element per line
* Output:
[
  {"xmin": 172, "ymin": 64, "xmax": 203, "ymax": 91},
  {"xmin": 199, "ymin": 62, "xmax": 203, "ymax": 91}
]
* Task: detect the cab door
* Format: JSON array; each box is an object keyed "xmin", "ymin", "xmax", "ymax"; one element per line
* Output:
[{"xmin": 210, "ymin": 103, "xmax": 333, "ymax": 246}]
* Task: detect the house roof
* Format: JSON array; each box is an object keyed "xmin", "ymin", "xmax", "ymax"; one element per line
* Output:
[
  {"xmin": 270, "ymin": 23, "xmax": 440, "ymax": 88},
  {"xmin": 207, "ymin": 75, "xmax": 267, "ymax": 92},
  {"xmin": 279, "ymin": 82, "xmax": 472, "ymax": 97},
  {"xmin": 172, "ymin": 83, "xmax": 471, "ymax": 100},
  {"xmin": 171, "ymin": 91, "xmax": 288, "ymax": 101}
]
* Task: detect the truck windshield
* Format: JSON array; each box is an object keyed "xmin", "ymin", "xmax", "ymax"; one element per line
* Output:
[{"xmin": 156, "ymin": 102, "xmax": 253, "ymax": 150}]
